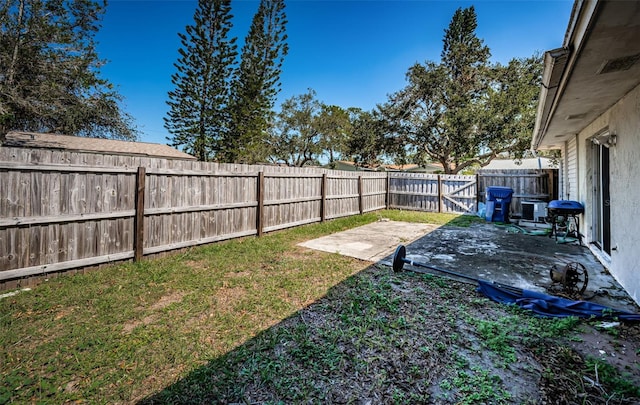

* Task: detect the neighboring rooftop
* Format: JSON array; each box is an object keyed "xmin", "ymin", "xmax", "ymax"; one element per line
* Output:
[
  {"xmin": 479, "ymin": 157, "xmax": 557, "ymax": 171},
  {"xmin": 2, "ymin": 131, "xmax": 196, "ymax": 160},
  {"xmin": 327, "ymin": 160, "xmax": 444, "ymax": 173}
]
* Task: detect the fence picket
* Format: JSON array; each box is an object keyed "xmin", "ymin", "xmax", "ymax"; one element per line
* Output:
[
  {"xmin": 1, "ymin": 147, "xmax": 552, "ymax": 287},
  {"xmin": 0, "ymin": 149, "xmax": 387, "ymax": 284}
]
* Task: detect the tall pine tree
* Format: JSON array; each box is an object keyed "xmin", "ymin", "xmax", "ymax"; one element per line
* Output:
[
  {"xmin": 0, "ymin": 0, "xmax": 137, "ymax": 140},
  {"xmin": 222, "ymin": 0, "xmax": 288, "ymax": 164},
  {"xmin": 165, "ymin": 0, "xmax": 237, "ymax": 161}
]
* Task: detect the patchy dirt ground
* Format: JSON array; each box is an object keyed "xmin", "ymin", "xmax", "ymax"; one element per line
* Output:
[{"xmin": 142, "ymin": 264, "xmax": 640, "ymax": 404}]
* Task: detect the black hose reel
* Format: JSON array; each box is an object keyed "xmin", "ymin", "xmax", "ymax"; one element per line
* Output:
[{"xmin": 549, "ymin": 262, "xmax": 589, "ymax": 296}]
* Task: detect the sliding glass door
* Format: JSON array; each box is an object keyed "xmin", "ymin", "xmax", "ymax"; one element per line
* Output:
[{"xmin": 591, "ymin": 141, "xmax": 611, "ymax": 254}]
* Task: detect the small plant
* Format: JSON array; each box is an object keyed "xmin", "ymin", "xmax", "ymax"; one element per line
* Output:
[
  {"xmin": 439, "ymin": 379, "xmax": 453, "ymax": 390},
  {"xmin": 472, "ymin": 318, "xmax": 518, "ymax": 363},
  {"xmin": 537, "ymin": 316, "xmax": 581, "ymax": 338},
  {"xmin": 391, "ymin": 388, "xmax": 406, "ymax": 403},
  {"xmin": 584, "ymin": 357, "xmax": 640, "ymax": 398},
  {"xmin": 451, "ymin": 367, "xmax": 511, "ymax": 404}
]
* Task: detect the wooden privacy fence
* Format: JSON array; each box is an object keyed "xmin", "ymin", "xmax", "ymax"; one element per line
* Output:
[
  {"xmin": 1, "ymin": 145, "xmax": 554, "ymax": 287},
  {"xmin": 477, "ymin": 169, "xmax": 556, "ymax": 216},
  {"xmin": 0, "ymin": 160, "xmax": 386, "ymax": 284},
  {"xmin": 388, "ymin": 172, "xmax": 478, "ymax": 214}
]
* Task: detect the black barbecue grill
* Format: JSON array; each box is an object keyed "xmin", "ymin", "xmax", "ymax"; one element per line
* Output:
[{"xmin": 547, "ymin": 200, "xmax": 584, "ymax": 243}]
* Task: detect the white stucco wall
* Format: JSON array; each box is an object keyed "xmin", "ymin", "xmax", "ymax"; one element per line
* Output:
[{"xmin": 575, "ymin": 83, "xmax": 640, "ymax": 305}]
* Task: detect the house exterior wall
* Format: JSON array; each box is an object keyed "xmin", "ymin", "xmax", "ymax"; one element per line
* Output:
[
  {"xmin": 574, "ymin": 82, "xmax": 640, "ymax": 305},
  {"xmin": 566, "ymin": 136, "xmax": 578, "ymax": 201},
  {"xmin": 558, "ymin": 144, "xmax": 565, "ymax": 199}
]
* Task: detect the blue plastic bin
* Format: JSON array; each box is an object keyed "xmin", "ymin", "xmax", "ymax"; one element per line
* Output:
[{"xmin": 485, "ymin": 186, "xmax": 513, "ymax": 222}]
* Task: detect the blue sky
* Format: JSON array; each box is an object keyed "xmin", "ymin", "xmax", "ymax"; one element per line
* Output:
[{"xmin": 95, "ymin": 0, "xmax": 574, "ymax": 145}]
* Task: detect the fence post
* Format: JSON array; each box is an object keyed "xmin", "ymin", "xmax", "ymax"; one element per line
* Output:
[
  {"xmin": 437, "ymin": 175, "xmax": 443, "ymax": 213},
  {"xmin": 385, "ymin": 173, "xmax": 390, "ymax": 209},
  {"xmin": 134, "ymin": 167, "xmax": 145, "ymax": 262},
  {"xmin": 545, "ymin": 170, "xmax": 554, "ymax": 200},
  {"xmin": 321, "ymin": 173, "xmax": 327, "ymax": 222},
  {"xmin": 358, "ymin": 175, "xmax": 363, "ymax": 215},
  {"xmin": 256, "ymin": 171, "xmax": 264, "ymax": 236},
  {"xmin": 475, "ymin": 173, "xmax": 480, "ymax": 209}
]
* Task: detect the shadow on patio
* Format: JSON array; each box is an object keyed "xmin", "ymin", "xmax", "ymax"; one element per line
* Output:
[{"xmin": 380, "ymin": 222, "xmax": 640, "ymax": 314}]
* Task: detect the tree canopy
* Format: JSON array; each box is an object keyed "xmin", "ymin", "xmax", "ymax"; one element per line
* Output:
[
  {"xmin": 268, "ymin": 89, "xmax": 321, "ymax": 167},
  {"xmin": 267, "ymin": 89, "xmax": 353, "ymax": 167},
  {"xmin": 163, "ymin": 3, "xmax": 540, "ymax": 167},
  {"xmin": 0, "ymin": 0, "xmax": 137, "ymax": 140},
  {"xmin": 316, "ymin": 104, "xmax": 352, "ymax": 167},
  {"xmin": 346, "ymin": 108, "xmax": 389, "ymax": 168},
  {"xmin": 380, "ymin": 6, "xmax": 542, "ymax": 174}
]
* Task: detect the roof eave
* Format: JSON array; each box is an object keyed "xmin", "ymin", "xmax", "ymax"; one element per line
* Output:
[
  {"xmin": 532, "ymin": 48, "xmax": 570, "ymax": 150},
  {"xmin": 531, "ymin": 0, "xmax": 601, "ymax": 151}
]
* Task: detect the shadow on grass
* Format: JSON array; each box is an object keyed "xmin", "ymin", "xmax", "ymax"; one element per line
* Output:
[
  {"xmin": 138, "ymin": 264, "xmax": 466, "ymax": 404},
  {"xmin": 137, "ymin": 215, "xmax": 525, "ymax": 404},
  {"xmin": 138, "ymin": 213, "xmax": 640, "ymax": 403},
  {"xmin": 6, "ymin": 212, "xmax": 637, "ymax": 403}
]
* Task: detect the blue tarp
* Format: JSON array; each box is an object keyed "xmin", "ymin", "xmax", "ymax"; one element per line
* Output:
[{"xmin": 477, "ymin": 280, "xmax": 640, "ymax": 321}]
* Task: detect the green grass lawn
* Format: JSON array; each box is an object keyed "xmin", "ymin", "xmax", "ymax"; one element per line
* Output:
[
  {"xmin": 2, "ymin": 211, "xmax": 637, "ymax": 404},
  {"xmin": 0, "ymin": 211, "xmax": 478, "ymax": 403}
]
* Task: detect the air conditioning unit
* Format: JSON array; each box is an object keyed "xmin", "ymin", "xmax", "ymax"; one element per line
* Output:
[{"xmin": 521, "ymin": 201, "xmax": 548, "ymax": 222}]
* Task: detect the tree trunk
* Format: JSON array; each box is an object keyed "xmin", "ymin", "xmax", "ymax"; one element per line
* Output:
[{"xmin": 7, "ymin": 0, "xmax": 25, "ymax": 87}]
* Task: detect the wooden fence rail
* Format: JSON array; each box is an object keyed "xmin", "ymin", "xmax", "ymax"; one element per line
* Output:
[
  {"xmin": 388, "ymin": 173, "xmax": 478, "ymax": 214},
  {"xmin": 0, "ymin": 160, "xmax": 387, "ymax": 284},
  {"xmin": 0, "ymin": 148, "xmax": 557, "ymax": 287},
  {"xmin": 477, "ymin": 169, "xmax": 556, "ymax": 216}
]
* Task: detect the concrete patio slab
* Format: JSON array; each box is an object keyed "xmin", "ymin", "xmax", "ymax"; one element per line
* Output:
[
  {"xmin": 298, "ymin": 220, "xmax": 440, "ymax": 262},
  {"xmin": 299, "ymin": 220, "xmax": 640, "ymax": 314}
]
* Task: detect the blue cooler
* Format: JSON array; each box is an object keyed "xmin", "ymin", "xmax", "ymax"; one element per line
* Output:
[{"xmin": 485, "ymin": 186, "xmax": 513, "ymax": 223}]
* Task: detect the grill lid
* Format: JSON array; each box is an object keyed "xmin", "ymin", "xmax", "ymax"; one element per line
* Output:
[{"xmin": 547, "ymin": 200, "xmax": 584, "ymax": 215}]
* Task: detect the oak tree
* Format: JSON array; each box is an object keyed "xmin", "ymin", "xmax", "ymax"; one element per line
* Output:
[
  {"xmin": 316, "ymin": 104, "xmax": 351, "ymax": 168},
  {"xmin": 268, "ymin": 89, "xmax": 321, "ymax": 167},
  {"xmin": 382, "ymin": 6, "xmax": 541, "ymax": 174}
]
